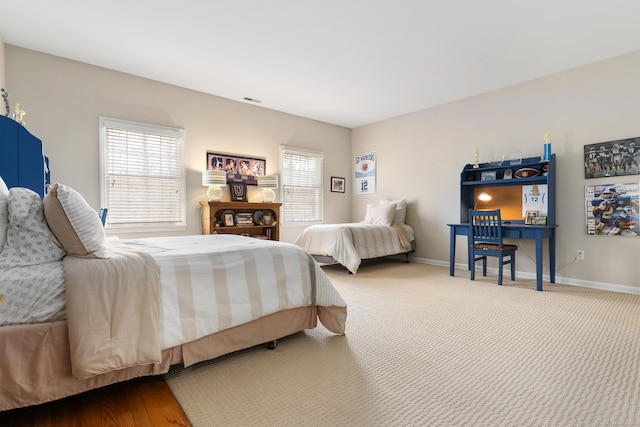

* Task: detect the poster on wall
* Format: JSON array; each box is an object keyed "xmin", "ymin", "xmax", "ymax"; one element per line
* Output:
[
  {"xmin": 585, "ymin": 182, "xmax": 639, "ymax": 236},
  {"xmin": 355, "ymin": 152, "xmax": 376, "ymax": 195},
  {"xmin": 584, "ymin": 137, "xmax": 640, "ymax": 179},
  {"xmin": 207, "ymin": 151, "xmax": 265, "ymax": 185}
]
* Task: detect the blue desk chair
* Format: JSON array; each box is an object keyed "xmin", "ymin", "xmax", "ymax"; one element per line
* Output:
[
  {"xmin": 468, "ymin": 209, "xmax": 517, "ymax": 285},
  {"xmin": 98, "ymin": 208, "xmax": 108, "ymax": 227}
]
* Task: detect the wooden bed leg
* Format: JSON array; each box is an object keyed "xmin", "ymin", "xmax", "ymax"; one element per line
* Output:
[
  {"xmin": 405, "ymin": 253, "xmax": 410, "ymax": 263},
  {"xmin": 266, "ymin": 340, "xmax": 277, "ymax": 350}
]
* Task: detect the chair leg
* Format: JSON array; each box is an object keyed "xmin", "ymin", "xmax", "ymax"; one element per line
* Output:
[
  {"xmin": 482, "ymin": 256, "xmax": 487, "ymax": 276},
  {"xmin": 498, "ymin": 254, "xmax": 503, "ymax": 285},
  {"xmin": 470, "ymin": 257, "xmax": 475, "ymax": 280},
  {"xmin": 510, "ymin": 254, "xmax": 516, "ymax": 280}
]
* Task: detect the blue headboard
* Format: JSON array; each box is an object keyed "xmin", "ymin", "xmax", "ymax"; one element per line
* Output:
[{"xmin": 0, "ymin": 115, "xmax": 47, "ymax": 197}]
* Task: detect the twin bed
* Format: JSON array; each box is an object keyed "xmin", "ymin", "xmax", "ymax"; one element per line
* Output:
[
  {"xmin": 294, "ymin": 198, "xmax": 415, "ymax": 274},
  {"xmin": 0, "ymin": 117, "xmax": 347, "ymax": 411}
]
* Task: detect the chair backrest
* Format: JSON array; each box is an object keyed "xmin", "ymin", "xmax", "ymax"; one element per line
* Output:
[
  {"xmin": 468, "ymin": 209, "xmax": 504, "ymax": 247},
  {"xmin": 98, "ymin": 208, "xmax": 108, "ymax": 226}
]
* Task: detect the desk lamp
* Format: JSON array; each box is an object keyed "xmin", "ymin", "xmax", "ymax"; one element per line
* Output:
[
  {"xmin": 202, "ymin": 170, "xmax": 227, "ymax": 202},
  {"xmin": 474, "ymin": 192, "xmax": 492, "ymax": 209},
  {"xmin": 257, "ymin": 175, "xmax": 278, "ymax": 202}
]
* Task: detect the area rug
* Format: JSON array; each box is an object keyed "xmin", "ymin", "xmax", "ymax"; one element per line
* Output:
[{"xmin": 165, "ymin": 261, "xmax": 640, "ymax": 426}]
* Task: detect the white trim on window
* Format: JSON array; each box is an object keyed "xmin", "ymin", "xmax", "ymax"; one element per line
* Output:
[
  {"xmin": 99, "ymin": 117, "xmax": 186, "ymax": 233},
  {"xmin": 280, "ymin": 145, "xmax": 324, "ymax": 225}
]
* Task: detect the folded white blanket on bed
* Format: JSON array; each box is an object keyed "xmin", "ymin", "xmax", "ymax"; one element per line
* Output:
[{"xmin": 64, "ymin": 238, "xmax": 162, "ymax": 379}]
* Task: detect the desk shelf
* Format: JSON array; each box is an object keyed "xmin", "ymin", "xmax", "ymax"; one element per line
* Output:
[{"xmin": 460, "ymin": 155, "xmax": 556, "ymax": 224}]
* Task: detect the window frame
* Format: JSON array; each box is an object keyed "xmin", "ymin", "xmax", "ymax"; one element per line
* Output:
[
  {"xmin": 99, "ymin": 117, "xmax": 186, "ymax": 233},
  {"xmin": 280, "ymin": 145, "xmax": 324, "ymax": 226}
]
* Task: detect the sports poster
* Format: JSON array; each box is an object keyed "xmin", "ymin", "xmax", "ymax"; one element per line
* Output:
[
  {"xmin": 355, "ymin": 152, "xmax": 376, "ymax": 195},
  {"xmin": 585, "ymin": 182, "xmax": 639, "ymax": 236}
]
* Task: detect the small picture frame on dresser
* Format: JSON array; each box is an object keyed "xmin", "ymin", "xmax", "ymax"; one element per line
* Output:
[
  {"xmin": 224, "ymin": 213, "xmax": 235, "ymax": 227},
  {"xmin": 229, "ymin": 182, "xmax": 247, "ymax": 201}
]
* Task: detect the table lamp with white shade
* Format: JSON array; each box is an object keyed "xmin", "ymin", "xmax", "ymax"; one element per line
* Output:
[
  {"xmin": 202, "ymin": 170, "xmax": 227, "ymax": 202},
  {"xmin": 257, "ymin": 175, "xmax": 278, "ymax": 202}
]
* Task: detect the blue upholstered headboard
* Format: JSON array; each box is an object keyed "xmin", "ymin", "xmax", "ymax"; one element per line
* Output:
[{"xmin": 0, "ymin": 115, "xmax": 47, "ymax": 197}]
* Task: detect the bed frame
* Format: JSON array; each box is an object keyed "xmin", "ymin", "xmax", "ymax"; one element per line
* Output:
[{"xmin": 0, "ymin": 116, "xmax": 319, "ymax": 411}]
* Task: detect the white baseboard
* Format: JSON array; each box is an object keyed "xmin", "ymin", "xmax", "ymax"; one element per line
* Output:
[{"xmin": 405, "ymin": 255, "xmax": 640, "ymax": 295}]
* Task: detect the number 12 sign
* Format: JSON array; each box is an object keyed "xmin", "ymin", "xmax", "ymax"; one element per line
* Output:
[{"xmin": 355, "ymin": 152, "xmax": 376, "ymax": 196}]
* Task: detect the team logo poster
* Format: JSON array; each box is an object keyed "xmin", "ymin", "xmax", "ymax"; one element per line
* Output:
[
  {"xmin": 355, "ymin": 152, "xmax": 376, "ymax": 195},
  {"xmin": 585, "ymin": 182, "xmax": 639, "ymax": 236}
]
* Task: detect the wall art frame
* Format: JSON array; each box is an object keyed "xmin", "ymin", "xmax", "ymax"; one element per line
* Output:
[
  {"xmin": 585, "ymin": 182, "xmax": 639, "ymax": 236},
  {"xmin": 207, "ymin": 151, "xmax": 266, "ymax": 185},
  {"xmin": 331, "ymin": 176, "xmax": 345, "ymax": 193},
  {"xmin": 355, "ymin": 152, "xmax": 376, "ymax": 195},
  {"xmin": 584, "ymin": 137, "xmax": 640, "ymax": 179}
]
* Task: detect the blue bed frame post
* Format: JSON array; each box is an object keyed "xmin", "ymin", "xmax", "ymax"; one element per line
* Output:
[{"xmin": 0, "ymin": 115, "xmax": 46, "ymax": 197}]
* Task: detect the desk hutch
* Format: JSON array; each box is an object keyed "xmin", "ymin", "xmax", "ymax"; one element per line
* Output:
[{"xmin": 450, "ymin": 154, "xmax": 557, "ymax": 291}]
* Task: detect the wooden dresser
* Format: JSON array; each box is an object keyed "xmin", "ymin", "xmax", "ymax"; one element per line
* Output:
[{"xmin": 200, "ymin": 201, "xmax": 281, "ymax": 240}]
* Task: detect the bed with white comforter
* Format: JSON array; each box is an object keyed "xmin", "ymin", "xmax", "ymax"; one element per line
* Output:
[
  {"xmin": 0, "ymin": 182, "xmax": 347, "ymax": 411},
  {"xmin": 294, "ymin": 199, "xmax": 415, "ymax": 274}
]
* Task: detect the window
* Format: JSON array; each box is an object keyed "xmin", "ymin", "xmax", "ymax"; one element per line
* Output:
[
  {"xmin": 100, "ymin": 117, "xmax": 186, "ymax": 232},
  {"xmin": 280, "ymin": 145, "xmax": 324, "ymax": 224}
]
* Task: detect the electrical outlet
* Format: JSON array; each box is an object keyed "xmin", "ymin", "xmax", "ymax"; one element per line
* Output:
[{"xmin": 577, "ymin": 250, "xmax": 585, "ymax": 260}]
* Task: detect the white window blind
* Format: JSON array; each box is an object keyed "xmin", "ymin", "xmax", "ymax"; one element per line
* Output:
[
  {"xmin": 280, "ymin": 145, "xmax": 324, "ymax": 224},
  {"xmin": 100, "ymin": 117, "xmax": 186, "ymax": 232}
]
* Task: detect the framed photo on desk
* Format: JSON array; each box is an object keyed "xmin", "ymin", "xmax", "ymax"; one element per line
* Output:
[
  {"xmin": 481, "ymin": 170, "xmax": 496, "ymax": 181},
  {"xmin": 525, "ymin": 210, "xmax": 538, "ymax": 225}
]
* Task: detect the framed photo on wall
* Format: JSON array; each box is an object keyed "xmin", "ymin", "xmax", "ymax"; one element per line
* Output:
[
  {"xmin": 584, "ymin": 137, "xmax": 640, "ymax": 179},
  {"xmin": 331, "ymin": 176, "xmax": 345, "ymax": 193},
  {"xmin": 355, "ymin": 152, "xmax": 376, "ymax": 195},
  {"xmin": 207, "ymin": 151, "xmax": 266, "ymax": 185}
]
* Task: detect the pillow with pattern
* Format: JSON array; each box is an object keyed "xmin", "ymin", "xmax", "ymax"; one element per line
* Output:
[{"xmin": 0, "ymin": 187, "xmax": 65, "ymax": 267}]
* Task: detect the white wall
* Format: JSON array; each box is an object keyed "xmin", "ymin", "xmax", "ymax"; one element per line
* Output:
[
  {"xmin": 352, "ymin": 50, "xmax": 640, "ymax": 291},
  {"xmin": 7, "ymin": 45, "xmax": 639, "ymax": 291},
  {"xmin": 5, "ymin": 46, "xmax": 352, "ymax": 242}
]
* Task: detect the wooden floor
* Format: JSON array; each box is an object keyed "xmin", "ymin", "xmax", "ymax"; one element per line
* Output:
[{"xmin": 0, "ymin": 376, "xmax": 191, "ymax": 427}]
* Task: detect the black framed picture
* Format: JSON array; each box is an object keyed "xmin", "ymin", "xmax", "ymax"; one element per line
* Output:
[
  {"xmin": 207, "ymin": 151, "xmax": 266, "ymax": 185},
  {"xmin": 331, "ymin": 176, "xmax": 345, "ymax": 193},
  {"xmin": 229, "ymin": 182, "xmax": 247, "ymax": 201},
  {"xmin": 584, "ymin": 137, "xmax": 640, "ymax": 178}
]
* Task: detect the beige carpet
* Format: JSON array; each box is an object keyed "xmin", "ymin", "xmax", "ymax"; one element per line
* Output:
[{"xmin": 165, "ymin": 261, "xmax": 640, "ymax": 427}]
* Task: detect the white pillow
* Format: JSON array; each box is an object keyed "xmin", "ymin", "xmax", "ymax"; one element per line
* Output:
[
  {"xmin": 364, "ymin": 203, "xmax": 396, "ymax": 226},
  {"xmin": 43, "ymin": 183, "xmax": 108, "ymax": 258},
  {"xmin": 0, "ymin": 187, "xmax": 65, "ymax": 267},
  {"xmin": 380, "ymin": 199, "xmax": 407, "ymax": 224},
  {"xmin": 0, "ymin": 176, "xmax": 8, "ymax": 250}
]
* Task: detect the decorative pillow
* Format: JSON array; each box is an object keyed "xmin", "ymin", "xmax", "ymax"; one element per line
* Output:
[
  {"xmin": 0, "ymin": 187, "xmax": 65, "ymax": 267},
  {"xmin": 380, "ymin": 199, "xmax": 407, "ymax": 224},
  {"xmin": 364, "ymin": 203, "xmax": 396, "ymax": 226},
  {"xmin": 43, "ymin": 183, "xmax": 108, "ymax": 258},
  {"xmin": 0, "ymin": 176, "xmax": 8, "ymax": 250}
]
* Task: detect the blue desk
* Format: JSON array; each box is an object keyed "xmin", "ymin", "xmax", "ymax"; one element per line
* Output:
[{"xmin": 447, "ymin": 223, "xmax": 557, "ymax": 291}]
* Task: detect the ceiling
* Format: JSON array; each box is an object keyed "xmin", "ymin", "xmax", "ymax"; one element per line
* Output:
[{"xmin": 2, "ymin": 1, "xmax": 640, "ymax": 128}]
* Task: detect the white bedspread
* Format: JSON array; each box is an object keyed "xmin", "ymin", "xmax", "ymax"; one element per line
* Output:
[
  {"xmin": 123, "ymin": 235, "xmax": 346, "ymax": 349},
  {"xmin": 294, "ymin": 223, "xmax": 413, "ymax": 274}
]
